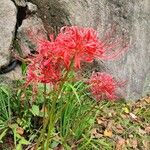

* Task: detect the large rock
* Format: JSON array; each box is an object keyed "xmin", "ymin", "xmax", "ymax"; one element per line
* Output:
[
  {"xmin": 28, "ymin": 0, "xmax": 70, "ymax": 33},
  {"xmin": 16, "ymin": 2, "xmax": 47, "ymax": 57},
  {"xmin": 29, "ymin": 0, "xmax": 150, "ymax": 100},
  {"xmin": 13, "ymin": 0, "xmax": 26, "ymax": 7},
  {"xmin": 69, "ymin": 0, "xmax": 150, "ymax": 100},
  {"xmin": 0, "ymin": 0, "xmax": 17, "ymax": 68}
]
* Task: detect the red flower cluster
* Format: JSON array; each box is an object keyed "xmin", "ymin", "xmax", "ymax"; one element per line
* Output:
[
  {"xmin": 26, "ymin": 26, "xmax": 107, "ymax": 85},
  {"xmin": 89, "ymin": 72, "xmax": 120, "ymax": 100},
  {"xmin": 55, "ymin": 26, "xmax": 105, "ymax": 69},
  {"xmin": 26, "ymin": 40, "xmax": 62, "ymax": 86},
  {"xmin": 25, "ymin": 26, "xmax": 126, "ymax": 100}
]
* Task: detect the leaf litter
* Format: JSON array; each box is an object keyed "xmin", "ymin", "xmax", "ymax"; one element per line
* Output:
[{"xmin": 91, "ymin": 96, "xmax": 150, "ymax": 150}]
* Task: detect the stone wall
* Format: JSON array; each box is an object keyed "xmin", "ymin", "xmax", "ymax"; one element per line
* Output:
[
  {"xmin": 29, "ymin": 0, "xmax": 150, "ymax": 100},
  {"xmin": 0, "ymin": 0, "xmax": 149, "ymax": 100}
]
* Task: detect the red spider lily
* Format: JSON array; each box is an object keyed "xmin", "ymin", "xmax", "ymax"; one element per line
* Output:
[
  {"xmin": 26, "ymin": 40, "xmax": 62, "ymax": 86},
  {"xmin": 89, "ymin": 72, "xmax": 121, "ymax": 101},
  {"xmin": 55, "ymin": 26, "xmax": 105, "ymax": 69},
  {"xmin": 25, "ymin": 26, "xmax": 127, "ymax": 91}
]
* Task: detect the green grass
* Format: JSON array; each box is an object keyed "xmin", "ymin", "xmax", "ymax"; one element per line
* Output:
[
  {"xmin": 0, "ymin": 85, "xmax": 12, "ymax": 130},
  {"xmin": 0, "ymin": 82, "xmax": 150, "ymax": 149}
]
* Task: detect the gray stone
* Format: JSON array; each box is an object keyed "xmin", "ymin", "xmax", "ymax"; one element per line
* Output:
[
  {"xmin": 27, "ymin": 2, "xmax": 37, "ymax": 13},
  {"xmin": 0, "ymin": 65, "xmax": 22, "ymax": 81},
  {"xmin": 0, "ymin": 65, "xmax": 22, "ymax": 91},
  {"xmin": 0, "ymin": 0, "xmax": 17, "ymax": 68},
  {"xmin": 28, "ymin": 0, "xmax": 150, "ymax": 100},
  {"xmin": 28, "ymin": 0, "xmax": 70, "ymax": 33},
  {"xmin": 13, "ymin": 0, "xmax": 27, "ymax": 7},
  {"xmin": 16, "ymin": 13, "xmax": 47, "ymax": 57}
]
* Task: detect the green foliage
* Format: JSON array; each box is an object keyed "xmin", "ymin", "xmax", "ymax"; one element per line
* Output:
[
  {"xmin": 57, "ymin": 81, "xmax": 97, "ymax": 148},
  {"xmin": 0, "ymin": 82, "xmax": 150, "ymax": 150},
  {"xmin": 0, "ymin": 85, "xmax": 12, "ymax": 130}
]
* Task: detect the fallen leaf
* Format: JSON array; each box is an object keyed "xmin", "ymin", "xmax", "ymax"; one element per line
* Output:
[
  {"xmin": 96, "ymin": 117, "xmax": 108, "ymax": 128},
  {"xmin": 126, "ymin": 138, "xmax": 138, "ymax": 149},
  {"xmin": 104, "ymin": 129, "xmax": 112, "ymax": 137},
  {"xmin": 25, "ymin": 143, "xmax": 36, "ymax": 150},
  {"xmin": 143, "ymin": 140, "xmax": 150, "ymax": 150},
  {"xmin": 91, "ymin": 128, "xmax": 103, "ymax": 139},
  {"xmin": 126, "ymin": 139, "xmax": 131, "ymax": 147},
  {"xmin": 107, "ymin": 120, "xmax": 114, "ymax": 130},
  {"xmin": 145, "ymin": 126, "xmax": 150, "ymax": 134},
  {"xmin": 16, "ymin": 127, "xmax": 24, "ymax": 135},
  {"xmin": 108, "ymin": 109, "xmax": 116, "ymax": 117},
  {"xmin": 40, "ymin": 105, "xmax": 48, "ymax": 113},
  {"xmin": 138, "ymin": 128, "xmax": 146, "ymax": 135},
  {"xmin": 123, "ymin": 107, "xmax": 130, "ymax": 113},
  {"xmin": 115, "ymin": 138, "xmax": 126, "ymax": 150},
  {"xmin": 145, "ymin": 98, "xmax": 150, "ymax": 103},
  {"xmin": 113, "ymin": 124, "xmax": 124, "ymax": 134},
  {"xmin": 128, "ymin": 134, "xmax": 134, "ymax": 138},
  {"xmin": 96, "ymin": 118, "xmax": 103, "ymax": 125},
  {"xmin": 130, "ymin": 139, "xmax": 138, "ymax": 149},
  {"xmin": 54, "ymin": 144, "xmax": 64, "ymax": 150},
  {"xmin": 129, "ymin": 113, "xmax": 137, "ymax": 120}
]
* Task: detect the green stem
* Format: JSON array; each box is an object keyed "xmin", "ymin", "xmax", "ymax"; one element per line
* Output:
[
  {"xmin": 45, "ymin": 67, "xmax": 71, "ymax": 150},
  {"xmin": 35, "ymin": 83, "xmax": 48, "ymax": 150}
]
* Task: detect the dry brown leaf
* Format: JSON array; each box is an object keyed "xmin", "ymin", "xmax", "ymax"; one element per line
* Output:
[
  {"xmin": 93, "ymin": 133, "xmax": 103, "ymax": 139},
  {"xmin": 104, "ymin": 129, "xmax": 112, "ymax": 137},
  {"xmin": 96, "ymin": 118, "xmax": 103, "ymax": 125},
  {"xmin": 129, "ymin": 113, "xmax": 141, "ymax": 123},
  {"xmin": 40, "ymin": 105, "xmax": 48, "ymax": 113},
  {"xmin": 138, "ymin": 128, "xmax": 146, "ymax": 135},
  {"xmin": 91, "ymin": 128, "xmax": 103, "ymax": 139},
  {"xmin": 91, "ymin": 128, "xmax": 97, "ymax": 135},
  {"xmin": 130, "ymin": 139, "xmax": 138, "ymax": 149},
  {"xmin": 126, "ymin": 139, "xmax": 131, "ymax": 147},
  {"xmin": 129, "ymin": 113, "xmax": 137, "ymax": 120},
  {"xmin": 115, "ymin": 139, "xmax": 126, "ymax": 150},
  {"xmin": 25, "ymin": 143, "xmax": 36, "ymax": 150},
  {"xmin": 98, "ymin": 117, "xmax": 109, "ymax": 127},
  {"xmin": 120, "ymin": 114, "xmax": 127, "ymax": 119},
  {"xmin": 145, "ymin": 97, "xmax": 150, "ymax": 103},
  {"xmin": 128, "ymin": 134, "xmax": 134, "ymax": 138},
  {"xmin": 54, "ymin": 144, "xmax": 64, "ymax": 150},
  {"xmin": 108, "ymin": 109, "xmax": 116, "ymax": 117},
  {"xmin": 143, "ymin": 140, "xmax": 150, "ymax": 150},
  {"xmin": 145, "ymin": 125, "xmax": 150, "ymax": 134},
  {"xmin": 126, "ymin": 139, "xmax": 138, "ymax": 149},
  {"xmin": 30, "ymin": 147, "xmax": 34, "ymax": 150},
  {"xmin": 16, "ymin": 127, "xmax": 24, "ymax": 135},
  {"xmin": 114, "ymin": 124, "xmax": 124, "ymax": 134},
  {"xmin": 106, "ymin": 120, "xmax": 114, "ymax": 131}
]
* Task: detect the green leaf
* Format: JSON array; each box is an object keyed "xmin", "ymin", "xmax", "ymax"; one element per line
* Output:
[
  {"xmin": 16, "ymin": 143, "xmax": 22, "ymax": 150},
  {"xmin": 65, "ymin": 83, "xmax": 81, "ymax": 105},
  {"xmin": 0, "ymin": 86, "xmax": 9, "ymax": 96},
  {"xmin": 19, "ymin": 137, "xmax": 30, "ymax": 145},
  {"xmin": 30, "ymin": 105, "xmax": 40, "ymax": 116},
  {"xmin": 51, "ymin": 141, "xmax": 59, "ymax": 149},
  {"xmin": 0, "ymin": 128, "xmax": 8, "ymax": 143},
  {"xmin": 21, "ymin": 63, "xmax": 27, "ymax": 75},
  {"xmin": 16, "ymin": 137, "xmax": 30, "ymax": 150}
]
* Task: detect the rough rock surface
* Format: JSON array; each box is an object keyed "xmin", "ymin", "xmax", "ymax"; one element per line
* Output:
[
  {"xmin": 29, "ymin": 0, "xmax": 150, "ymax": 100},
  {"xmin": 13, "ymin": 0, "xmax": 27, "ymax": 7},
  {"xmin": 0, "ymin": 1, "xmax": 47, "ymax": 83},
  {"xmin": 0, "ymin": 0, "xmax": 17, "ymax": 68},
  {"xmin": 28, "ymin": 0, "xmax": 70, "ymax": 33},
  {"xmin": 0, "ymin": 65, "xmax": 22, "ymax": 82},
  {"xmin": 16, "ymin": 2, "xmax": 47, "ymax": 57}
]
